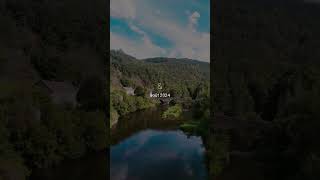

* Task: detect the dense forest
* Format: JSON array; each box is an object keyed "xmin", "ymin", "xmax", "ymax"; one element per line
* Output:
[
  {"xmin": 3, "ymin": 0, "xmax": 320, "ymax": 179},
  {"xmin": 0, "ymin": 0, "xmax": 107, "ymax": 179},
  {"xmin": 110, "ymin": 50, "xmax": 210, "ymax": 126},
  {"xmin": 210, "ymin": 0, "xmax": 320, "ymax": 179}
]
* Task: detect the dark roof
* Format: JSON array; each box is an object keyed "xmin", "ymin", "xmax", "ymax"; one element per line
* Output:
[{"xmin": 40, "ymin": 80, "xmax": 78, "ymax": 94}]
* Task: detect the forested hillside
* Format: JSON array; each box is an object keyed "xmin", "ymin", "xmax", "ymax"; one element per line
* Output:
[
  {"xmin": 0, "ymin": 1, "xmax": 107, "ymax": 179},
  {"xmin": 111, "ymin": 50, "xmax": 209, "ymax": 92},
  {"xmin": 110, "ymin": 50, "xmax": 210, "ymax": 126},
  {"xmin": 210, "ymin": 0, "xmax": 320, "ymax": 179}
]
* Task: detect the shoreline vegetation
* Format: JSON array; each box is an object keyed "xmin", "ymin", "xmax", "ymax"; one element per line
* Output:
[
  {"xmin": 162, "ymin": 104, "xmax": 183, "ymax": 119},
  {"xmin": 110, "ymin": 90, "xmax": 157, "ymax": 128},
  {"xmin": 110, "ymin": 49, "xmax": 210, "ymax": 129},
  {"xmin": 110, "ymin": 50, "xmax": 212, "ymax": 177}
]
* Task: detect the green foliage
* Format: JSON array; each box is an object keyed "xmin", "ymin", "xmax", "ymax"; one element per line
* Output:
[
  {"xmin": 111, "ymin": 90, "xmax": 155, "ymax": 122},
  {"xmin": 134, "ymin": 86, "xmax": 146, "ymax": 97},
  {"xmin": 207, "ymin": 132, "xmax": 230, "ymax": 177},
  {"xmin": 42, "ymin": 106, "xmax": 86, "ymax": 159},
  {"xmin": 110, "ymin": 104, "xmax": 119, "ymax": 128},
  {"xmin": 135, "ymin": 96, "xmax": 153, "ymax": 109},
  {"xmin": 77, "ymin": 76, "xmax": 106, "ymax": 111},
  {"xmin": 30, "ymin": 55, "xmax": 61, "ymax": 80},
  {"xmin": 210, "ymin": 1, "xmax": 320, "ymax": 178},
  {"xmin": 0, "ymin": 81, "xmax": 108, "ymax": 178},
  {"xmin": 120, "ymin": 78, "xmax": 132, "ymax": 87},
  {"xmin": 21, "ymin": 124, "xmax": 60, "ymax": 168},
  {"xmin": 180, "ymin": 121, "xmax": 199, "ymax": 134},
  {"xmin": 79, "ymin": 111, "xmax": 107, "ymax": 151},
  {"xmin": 110, "ymin": 50, "xmax": 209, "ymax": 101},
  {"xmin": 0, "ymin": 105, "xmax": 30, "ymax": 180},
  {"xmin": 162, "ymin": 104, "xmax": 183, "ymax": 119},
  {"xmin": 0, "ymin": 0, "xmax": 107, "ymax": 179}
]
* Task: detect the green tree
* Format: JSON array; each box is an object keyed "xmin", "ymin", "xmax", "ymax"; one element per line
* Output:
[
  {"xmin": 77, "ymin": 76, "xmax": 106, "ymax": 111},
  {"xmin": 120, "ymin": 78, "xmax": 131, "ymax": 87},
  {"xmin": 134, "ymin": 86, "xmax": 146, "ymax": 97}
]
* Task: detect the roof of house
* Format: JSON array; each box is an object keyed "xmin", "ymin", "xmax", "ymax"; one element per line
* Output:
[
  {"xmin": 123, "ymin": 87, "xmax": 135, "ymax": 95},
  {"xmin": 39, "ymin": 80, "xmax": 78, "ymax": 94}
]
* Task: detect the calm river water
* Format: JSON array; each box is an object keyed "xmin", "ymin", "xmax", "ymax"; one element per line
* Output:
[
  {"xmin": 30, "ymin": 107, "xmax": 207, "ymax": 180},
  {"xmin": 110, "ymin": 107, "xmax": 208, "ymax": 180}
]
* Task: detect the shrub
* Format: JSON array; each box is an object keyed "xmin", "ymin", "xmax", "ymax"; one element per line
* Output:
[
  {"xmin": 120, "ymin": 78, "xmax": 131, "ymax": 87},
  {"xmin": 162, "ymin": 104, "xmax": 182, "ymax": 119},
  {"xmin": 134, "ymin": 86, "xmax": 146, "ymax": 97}
]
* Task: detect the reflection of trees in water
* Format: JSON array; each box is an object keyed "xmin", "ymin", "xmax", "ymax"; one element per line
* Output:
[{"xmin": 111, "ymin": 107, "xmax": 183, "ymax": 145}]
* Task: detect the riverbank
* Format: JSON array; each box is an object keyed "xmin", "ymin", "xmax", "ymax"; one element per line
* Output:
[
  {"xmin": 110, "ymin": 89, "xmax": 157, "ymax": 128},
  {"xmin": 111, "ymin": 107, "xmax": 208, "ymax": 180}
]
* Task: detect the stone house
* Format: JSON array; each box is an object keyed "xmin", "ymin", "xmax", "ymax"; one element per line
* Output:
[{"xmin": 123, "ymin": 87, "xmax": 135, "ymax": 96}]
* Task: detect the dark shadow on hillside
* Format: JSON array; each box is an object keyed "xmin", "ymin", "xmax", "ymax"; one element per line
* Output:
[
  {"xmin": 210, "ymin": 0, "xmax": 320, "ymax": 179},
  {"xmin": 0, "ymin": 0, "xmax": 109, "ymax": 180}
]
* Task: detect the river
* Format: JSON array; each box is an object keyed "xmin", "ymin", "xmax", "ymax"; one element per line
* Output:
[
  {"xmin": 110, "ymin": 107, "xmax": 208, "ymax": 180},
  {"xmin": 30, "ymin": 107, "xmax": 207, "ymax": 180}
]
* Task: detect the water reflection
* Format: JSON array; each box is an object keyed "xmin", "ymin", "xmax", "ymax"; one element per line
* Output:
[{"xmin": 110, "ymin": 108, "xmax": 207, "ymax": 180}]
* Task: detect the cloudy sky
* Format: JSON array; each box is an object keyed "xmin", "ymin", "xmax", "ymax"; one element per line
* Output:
[{"xmin": 110, "ymin": 0, "xmax": 210, "ymax": 62}]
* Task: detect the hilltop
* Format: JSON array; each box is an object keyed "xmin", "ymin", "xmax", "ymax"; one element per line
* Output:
[
  {"xmin": 110, "ymin": 49, "xmax": 210, "ymax": 126},
  {"xmin": 110, "ymin": 49, "xmax": 209, "ymax": 94}
]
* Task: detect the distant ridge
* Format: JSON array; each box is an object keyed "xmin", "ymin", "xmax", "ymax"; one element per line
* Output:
[
  {"xmin": 110, "ymin": 49, "xmax": 209, "ymax": 91},
  {"xmin": 110, "ymin": 49, "xmax": 209, "ymax": 64}
]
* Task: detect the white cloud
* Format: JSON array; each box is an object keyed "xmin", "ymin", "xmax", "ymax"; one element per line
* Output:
[
  {"xmin": 128, "ymin": 23, "xmax": 145, "ymax": 36},
  {"xmin": 136, "ymin": 12, "xmax": 210, "ymax": 61},
  {"xmin": 188, "ymin": 11, "xmax": 201, "ymax": 30},
  {"xmin": 128, "ymin": 24, "xmax": 162, "ymax": 53},
  {"xmin": 110, "ymin": 0, "xmax": 137, "ymax": 19},
  {"xmin": 110, "ymin": 31, "xmax": 166, "ymax": 59},
  {"xmin": 110, "ymin": 0, "xmax": 210, "ymax": 62}
]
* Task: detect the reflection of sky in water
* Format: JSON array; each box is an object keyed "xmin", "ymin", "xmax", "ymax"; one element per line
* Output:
[{"xmin": 111, "ymin": 130, "xmax": 207, "ymax": 180}]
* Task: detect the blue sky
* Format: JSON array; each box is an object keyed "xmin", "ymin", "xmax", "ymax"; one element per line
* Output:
[{"xmin": 110, "ymin": 0, "xmax": 210, "ymax": 62}]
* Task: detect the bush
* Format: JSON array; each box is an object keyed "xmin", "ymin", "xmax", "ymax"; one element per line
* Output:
[
  {"xmin": 110, "ymin": 105, "xmax": 119, "ymax": 127},
  {"xmin": 162, "ymin": 104, "xmax": 183, "ymax": 119},
  {"xmin": 136, "ymin": 97, "xmax": 153, "ymax": 109},
  {"xmin": 111, "ymin": 90, "xmax": 155, "ymax": 119},
  {"xmin": 77, "ymin": 76, "xmax": 106, "ymax": 111},
  {"xmin": 134, "ymin": 86, "xmax": 146, "ymax": 97},
  {"xmin": 120, "ymin": 78, "xmax": 131, "ymax": 87},
  {"xmin": 208, "ymin": 132, "xmax": 230, "ymax": 177},
  {"xmin": 79, "ymin": 111, "xmax": 107, "ymax": 151},
  {"xmin": 0, "ymin": 108, "xmax": 30, "ymax": 180}
]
